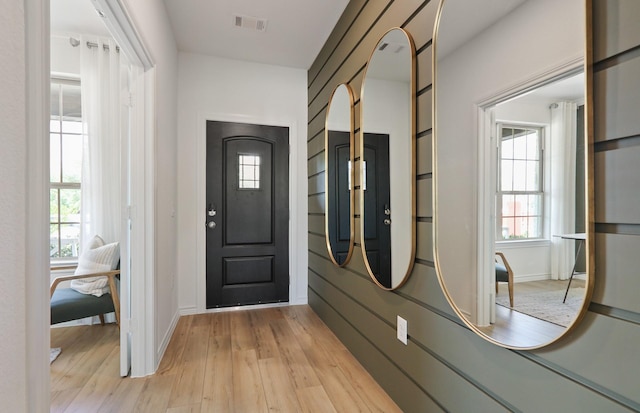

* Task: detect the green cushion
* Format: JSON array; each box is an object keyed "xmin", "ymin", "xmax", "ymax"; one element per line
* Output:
[
  {"xmin": 495, "ymin": 262, "xmax": 509, "ymax": 283},
  {"xmin": 51, "ymin": 287, "xmax": 115, "ymax": 325}
]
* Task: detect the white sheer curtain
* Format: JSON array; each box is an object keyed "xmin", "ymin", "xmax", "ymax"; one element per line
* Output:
[
  {"xmin": 549, "ymin": 101, "xmax": 577, "ymax": 280},
  {"xmin": 80, "ymin": 37, "xmax": 121, "ymax": 248}
]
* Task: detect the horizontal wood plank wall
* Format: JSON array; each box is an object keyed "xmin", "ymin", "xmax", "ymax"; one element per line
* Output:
[{"xmin": 308, "ymin": 0, "xmax": 640, "ymax": 411}]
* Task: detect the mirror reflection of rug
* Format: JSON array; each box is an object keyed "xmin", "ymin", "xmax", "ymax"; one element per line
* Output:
[
  {"xmin": 50, "ymin": 347, "xmax": 61, "ymax": 364},
  {"xmin": 496, "ymin": 287, "xmax": 585, "ymax": 327}
]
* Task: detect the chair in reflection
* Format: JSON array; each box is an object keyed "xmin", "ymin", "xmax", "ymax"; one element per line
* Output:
[{"xmin": 495, "ymin": 252, "xmax": 514, "ymax": 307}]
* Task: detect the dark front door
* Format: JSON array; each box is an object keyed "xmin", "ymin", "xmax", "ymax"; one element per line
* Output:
[
  {"xmin": 363, "ymin": 133, "xmax": 392, "ymax": 287},
  {"xmin": 327, "ymin": 130, "xmax": 351, "ymax": 265},
  {"xmin": 206, "ymin": 121, "xmax": 289, "ymax": 308}
]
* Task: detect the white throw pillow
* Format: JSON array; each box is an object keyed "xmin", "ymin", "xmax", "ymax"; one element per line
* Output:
[
  {"xmin": 70, "ymin": 235, "xmax": 120, "ymax": 297},
  {"xmin": 83, "ymin": 234, "xmax": 105, "ymax": 251}
]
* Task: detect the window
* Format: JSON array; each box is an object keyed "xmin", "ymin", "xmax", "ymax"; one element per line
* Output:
[
  {"xmin": 50, "ymin": 79, "xmax": 83, "ymax": 259},
  {"xmin": 497, "ymin": 124, "xmax": 543, "ymax": 240},
  {"xmin": 238, "ymin": 154, "xmax": 261, "ymax": 189}
]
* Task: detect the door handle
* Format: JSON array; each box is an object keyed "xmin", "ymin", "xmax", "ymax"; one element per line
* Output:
[
  {"xmin": 384, "ymin": 218, "xmax": 391, "ymax": 226},
  {"xmin": 207, "ymin": 203, "xmax": 217, "ymax": 229}
]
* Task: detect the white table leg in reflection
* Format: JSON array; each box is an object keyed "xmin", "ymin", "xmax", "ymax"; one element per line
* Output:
[{"xmin": 554, "ymin": 233, "xmax": 586, "ymax": 303}]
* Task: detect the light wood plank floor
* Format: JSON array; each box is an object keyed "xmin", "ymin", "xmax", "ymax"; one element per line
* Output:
[
  {"xmin": 479, "ymin": 279, "xmax": 587, "ymax": 347},
  {"xmin": 501, "ymin": 278, "xmax": 586, "ymax": 295},
  {"xmin": 51, "ymin": 305, "xmax": 401, "ymax": 413}
]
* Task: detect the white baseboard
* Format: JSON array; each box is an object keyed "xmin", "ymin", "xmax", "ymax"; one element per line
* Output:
[
  {"xmin": 179, "ymin": 306, "xmax": 198, "ymax": 316},
  {"xmin": 180, "ymin": 298, "xmax": 307, "ymax": 317},
  {"xmin": 513, "ymin": 273, "xmax": 586, "ymax": 283},
  {"xmin": 51, "ymin": 318, "xmax": 92, "ymax": 328},
  {"xmin": 572, "ymin": 272, "xmax": 587, "ymax": 281},
  {"xmin": 155, "ymin": 310, "xmax": 180, "ymax": 371},
  {"xmin": 51, "ymin": 312, "xmax": 116, "ymax": 328},
  {"xmin": 460, "ymin": 309, "xmax": 472, "ymax": 319},
  {"xmin": 291, "ymin": 294, "xmax": 308, "ymax": 305},
  {"xmin": 204, "ymin": 302, "xmax": 291, "ymax": 314},
  {"xmin": 514, "ymin": 273, "xmax": 550, "ymax": 283}
]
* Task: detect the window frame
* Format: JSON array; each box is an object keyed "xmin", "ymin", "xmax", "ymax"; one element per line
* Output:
[
  {"xmin": 495, "ymin": 123, "xmax": 545, "ymax": 241},
  {"xmin": 50, "ymin": 77, "xmax": 83, "ymax": 263}
]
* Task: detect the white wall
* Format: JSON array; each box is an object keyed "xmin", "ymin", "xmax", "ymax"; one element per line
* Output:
[
  {"xmin": 122, "ymin": 0, "xmax": 179, "ymax": 369},
  {"xmin": 51, "ymin": 34, "xmax": 80, "ymax": 75},
  {"xmin": 435, "ymin": 0, "xmax": 584, "ymax": 319},
  {"xmin": 176, "ymin": 52, "xmax": 308, "ymax": 313},
  {"xmin": 326, "ymin": 84, "xmax": 351, "ymax": 131},
  {"xmin": 0, "ymin": 1, "xmax": 28, "ymax": 410}
]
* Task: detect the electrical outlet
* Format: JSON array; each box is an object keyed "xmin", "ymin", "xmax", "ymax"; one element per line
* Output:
[{"xmin": 397, "ymin": 315, "xmax": 408, "ymax": 345}]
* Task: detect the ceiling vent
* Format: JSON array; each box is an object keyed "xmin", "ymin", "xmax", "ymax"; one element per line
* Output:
[
  {"xmin": 378, "ymin": 42, "xmax": 405, "ymax": 54},
  {"xmin": 233, "ymin": 14, "xmax": 268, "ymax": 32}
]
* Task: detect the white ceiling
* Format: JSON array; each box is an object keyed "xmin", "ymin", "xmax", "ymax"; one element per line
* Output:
[
  {"xmin": 507, "ymin": 72, "xmax": 585, "ymax": 106},
  {"xmin": 51, "ymin": 0, "xmax": 349, "ymax": 70},
  {"xmin": 51, "ymin": 0, "xmax": 111, "ymax": 37},
  {"xmin": 436, "ymin": 0, "xmax": 584, "ymax": 105},
  {"xmin": 162, "ymin": 0, "xmax": 349, "ymax": 69},
  {"xmin": 51, "ymin": 0, "xmax": 582, "ymax": 101},
  {"xmin": 436, "ymin": 0, "xmax": 527, "ymax": 58}
]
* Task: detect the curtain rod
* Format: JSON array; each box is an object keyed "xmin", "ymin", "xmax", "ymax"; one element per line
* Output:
[{"xmin": 69, "ymin": 37, "xmax": 119, "ymax": 53}]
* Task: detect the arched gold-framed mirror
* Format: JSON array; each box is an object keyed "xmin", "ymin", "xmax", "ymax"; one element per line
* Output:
[
  {"xmin": 325, "ymin": 83, "xmax": 355, "ymax": 266},
  {"xmin": 433, "ymin": 0, "xmax": 594, "ymax": 349},
  {"xmin": 360, "ymin": 27, "xmax": 416, "ymax": 290}
]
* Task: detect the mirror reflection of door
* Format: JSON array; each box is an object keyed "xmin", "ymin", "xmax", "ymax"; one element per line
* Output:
[
  {"xmin": 359, "ymin": 27, "xmax": 415, "ymax": 290},
  {"xmin": 325, "ymin": 83, "xmax": 355, "ymax": 267},
  {"xmin": 363, "ymin": 133, "xmax": 392, "ymax": 287},
  {"xmin": 327, "ymin": 131, "xmax": 352, "ymax": 265},
  {"xmin": 205, "ymin": 121, "xmax": 289, "ymax": 308}
]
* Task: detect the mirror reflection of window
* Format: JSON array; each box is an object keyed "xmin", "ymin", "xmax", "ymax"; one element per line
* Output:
[
  {"xmin": 497, "ymin": 124, "xmax": 543, "ymax": 240},
  {"xmin": 433, "ymin": 0, "xmax": 591, "ymax": 349}
]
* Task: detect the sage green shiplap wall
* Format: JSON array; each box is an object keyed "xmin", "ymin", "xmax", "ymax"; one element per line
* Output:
[{"xmin": 307, "ymin": 1, "xmax": 640, "ymax": 412}]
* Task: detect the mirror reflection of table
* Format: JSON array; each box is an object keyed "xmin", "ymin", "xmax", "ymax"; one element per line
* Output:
[{"xmin": 554, "ymin": 233, "xmax": 586, "ymax": 303}]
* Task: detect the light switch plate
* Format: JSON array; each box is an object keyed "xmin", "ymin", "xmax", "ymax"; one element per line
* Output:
[{"xmin": 397, "ymin": 315, "xmax": 408, "ymax": 345}]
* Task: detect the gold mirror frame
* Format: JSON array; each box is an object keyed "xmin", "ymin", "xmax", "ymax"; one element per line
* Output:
[
  {"xmin": 325, "ymin": 83, "xmax": 356, "ymax": 267},
  {"xmin": 360, "ymin": 27, "xmax": 417, "ymax": 290},
  {"xmin": 432, "ymin": 0, "xmax": 594, "ymax": 349}
]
